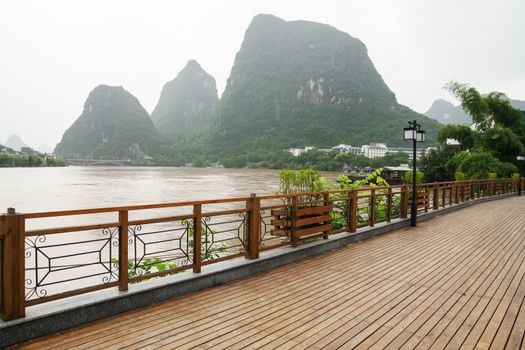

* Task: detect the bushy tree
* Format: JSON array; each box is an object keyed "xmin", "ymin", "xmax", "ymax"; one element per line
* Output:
[
  {"xmin": 437, "ymin": 125, "xmax": 476, "ymax": 150},
  {"xmin": 419, "ymin": 146, "xmax": 457, "ymax": 182},
  {"xmin": 455, "ymin": 151, "xmax": 517, "ymax": 179}
]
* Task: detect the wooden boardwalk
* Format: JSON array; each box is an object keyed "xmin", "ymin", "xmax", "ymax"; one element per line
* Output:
[{"xmin": 16, "ymin": 196, "xmax": 525, "ymax": 349}]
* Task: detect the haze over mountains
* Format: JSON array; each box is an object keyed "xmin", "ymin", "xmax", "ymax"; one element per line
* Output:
[
  {"xmin": 424, "ymin": 95, "xmax": 525, "ymax": 125},
  {"xmin": 2, "ymin": 134, "xmax": 53, "ymax": 154},
  {"xmin": 54, "ymin": 14, "xmax": 441, "ymax": 164},
  {"xmin": 5, "ymin": 134, "xmax": 29, "ymax": 152},
  {"xmin": 151, "ymin": 60, "xmax": 218, "ymax": 137},
  {"xmin": 54, "ymin": 85, "xmax": 160, "ymax": 160}
]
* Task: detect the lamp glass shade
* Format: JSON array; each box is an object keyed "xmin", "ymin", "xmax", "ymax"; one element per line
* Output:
[
  {"xmin": 404, "ymin": 128, "xmax": 416, "ymax": 140},
  {"xmin": 518, "ymin": 156, "xmax": 525, "ymax": 161},
  {"xmin": 416, "ymin": 130, "xmax": 426, "ymax": 142}
]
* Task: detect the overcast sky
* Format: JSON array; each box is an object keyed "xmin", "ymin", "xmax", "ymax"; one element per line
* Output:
[{"xmin": 1, "ymin": 0, "xmax": 524, "ymax": 150}]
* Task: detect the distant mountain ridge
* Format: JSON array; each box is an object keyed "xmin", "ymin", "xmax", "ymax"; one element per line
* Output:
[
  {"xmin": 54, "ymin": 14, "xmax": 444, "ymax": 166},
  {"xmin": 151, "ymin": 60, "xmax": 218, "ymax": 137},
  {"xmin": 424, "ymin": 99, "xmax": 471, "ymax": 125},
  {"xmin": 5, "ymin": 134, "xmax": 29, "ymax": 151},
  {"xmin": 54, "ymin": 85, "xmax": 160, "ymax": 160},
  {"xmin": 425, "ymin": 95, "xmax": 525, "ymax": 125},
  {"xmin": 207, "ymin": 14, "xmax": 440, "ymax": 160}
]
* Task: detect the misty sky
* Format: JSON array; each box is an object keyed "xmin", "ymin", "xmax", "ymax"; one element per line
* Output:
[{"xmin": 1, "ymin": 0, "xmax": 524, "ymax": 150}]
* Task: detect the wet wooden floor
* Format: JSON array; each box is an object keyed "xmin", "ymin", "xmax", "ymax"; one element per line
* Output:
[{"xmin": 16, "ymin": 196, "xmax": 525, "ymax": 349}]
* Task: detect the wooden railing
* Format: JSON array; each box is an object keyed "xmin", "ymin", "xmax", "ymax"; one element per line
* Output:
[{"xmin": 0, "ymin": 178, "xmax": 523, "ymax": 320}]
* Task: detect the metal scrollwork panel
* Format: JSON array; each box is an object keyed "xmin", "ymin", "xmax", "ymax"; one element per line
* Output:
[
  {"xmin": 24, "ymin": 227, "xmax": 119, "ymax": 301},
  {"xmin": 127, "ymin": 220, "xmax": 191, "ymax": 279},
  {"xmin": 201, "ymin": 213, "xmax": 247, "ymax": 262}
]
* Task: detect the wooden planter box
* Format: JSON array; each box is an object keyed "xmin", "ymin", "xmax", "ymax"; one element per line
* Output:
[
  {"xmin": 409, "ymin": 190, "xmax": 430, "ymax": 212},
  {"xmin": 270, "ymin": 205, "xmax": 332, "ymax": 246}
]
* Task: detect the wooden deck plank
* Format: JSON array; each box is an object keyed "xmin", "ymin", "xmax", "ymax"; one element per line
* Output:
[
  {"xmin": 505, "ymin": 290, "xmax": 525, "ymax": 349},
  {"xmin": 15, "ymin": 196, "xmax": 525, "ymax": 350}
]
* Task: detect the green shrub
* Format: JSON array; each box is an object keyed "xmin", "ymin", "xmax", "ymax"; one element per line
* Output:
[
  {"xmin": 455, "ymin": 172, "xmax": 466, "ymax": 181},
  {"xmin": 405, "ymin": 171, "xmax": 425, "ymax": 184}
]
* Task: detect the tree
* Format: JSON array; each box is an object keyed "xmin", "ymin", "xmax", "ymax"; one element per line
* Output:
[
  {"xmin": 437, "ymin": 124, "xmax": 476, "ymax": 150},
  {"xmin": 419, "ymin": 146, "xmax": 457, "ymax": 182},
  {"xmin": 456, "ymin": 151, "xmax": 517, "ymax": 179}
]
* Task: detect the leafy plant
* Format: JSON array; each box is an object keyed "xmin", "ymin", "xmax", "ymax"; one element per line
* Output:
[
  {"xmin": 455, "ymin": 172, "xmax": 466, "ymax": 181},
  {"xmin": 182, "ymin": 218, "xmax": 228, "ymax": 261},
  {"xmin": 320, "ymin": 168, "xmax": 396, "ymax": 229},
  {"xmin": 112, "ymin": 218, "xmax": 229, "ymax": 283},
  {"xmin": 405, "ymin": 171, "xmax": 425, "ymax": 184}
]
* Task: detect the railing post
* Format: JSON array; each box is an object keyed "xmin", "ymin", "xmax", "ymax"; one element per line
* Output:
[
  {"xmin": 369, "ymin": 189, "xmax": 376, "ymax": 227},
  {"xmin": 291, "ymin": 197, "xmax": 299, "ymax": 247},
  {"xmin": 433, "ymin": 184, "xmax": 439, "ymax": 210},
  {"xmin": 193, "ymin": 204, "xmax": 202, "ymax": 273},
  {"xmin": 349, "ymin": 190, "xmax": 358, "ymax": 233},
  {"xmin": 246, "ymin": 194, "xmax": 260, "ymax": 259},
  {"xmin": 323, "ymin": 193, "xmax": 330, "ymax": 239},
  {"xmin": 386, "ymin": 188, "xmax": 392, "ymax": 222},
  {"xmin": 1, "ymin": 208, "xmax": 25, "ymax": 321},
  {"xmin": 455, "ymin": 183, "xmax": 460, "ymax": 203},
  {"xmin": 118, "ymin": 210, "xmax": 129, "ymax": 291},
  {"xmin": 400, "ymin": 185, "xmax": 408, "ymax": 219}
]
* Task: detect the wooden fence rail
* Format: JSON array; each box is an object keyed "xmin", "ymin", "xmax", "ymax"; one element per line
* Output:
[{"xmin": 0, "ymin": 178, "xmax": 524, "ymax": 321}]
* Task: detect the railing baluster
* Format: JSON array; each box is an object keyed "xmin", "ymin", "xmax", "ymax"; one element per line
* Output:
[
  {"xmin": 387, "ymin": 188, "xmax": 392, "ymax": 222},
  {"xmin": 323, "ymin": 193, "xmax": 330, "ymax": 239},
  {"xmin": 400, "ymin": 185, "xmax": 408, "ymax": 219},
  {"xmin": 432, "ymin": 184, "xmax": 438, "ymax": 210},
  {"xmin": 369, "ymin": 189, "xmax": 376, "ymax": 227},
  {"xmin": 0, "ymin": 208, "xmax": 25, "ymax": 321},
  {"xmin": 246, "ymin": 194, "xmax": 260, "ymax": 259},
  {"xmin": 118, "ymin": 210, "xmax": 129, "ymax": 291},
  {"xmin": 349, "ymin": 190, "xmax": 358, "ymax": 233},
  {"xmin": 291, "ymin": 197, "xmax": 299, "ymax": 247},
  {"xmin": 193, "ymin": 204, "xmax": 202, "ymax": 273}
]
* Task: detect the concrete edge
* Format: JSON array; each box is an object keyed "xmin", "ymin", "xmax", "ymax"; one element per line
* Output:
[{"xmin": 0, "ymin": 192, "xmax": 517, "ymax": 347}]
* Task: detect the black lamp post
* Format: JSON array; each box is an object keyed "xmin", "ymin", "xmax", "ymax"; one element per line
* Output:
[
  {"xmin": 404, "ymin": 120, "xmax": 425, "ymax": 227},
  {"xmin": 518, "ymin": 156, "xmax": 525, "ymax": 196}
]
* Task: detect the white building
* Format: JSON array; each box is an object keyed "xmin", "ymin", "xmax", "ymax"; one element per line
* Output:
[
  {"xmin": 331, "ymin": 144, "xmax": 362, "ymax": 155},
  {"xmin": 288, "ymin": 146, "xmax": 315, "ymax": 157},
  {"xmin": 361, "ymin": 143, "xmax": 388, "ymax": 158},
  {"xmin": 388, "ymin": 147, "xmax": 427, "ymax": 161},
  {"xmin": 289, "ymin": 143, "xmax": 432, "ymax": 160}
]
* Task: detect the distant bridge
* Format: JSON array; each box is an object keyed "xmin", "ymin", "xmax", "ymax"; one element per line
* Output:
[{"xmin": 66, "ymin": 159, "xmax": 131, "ymax": 166}]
